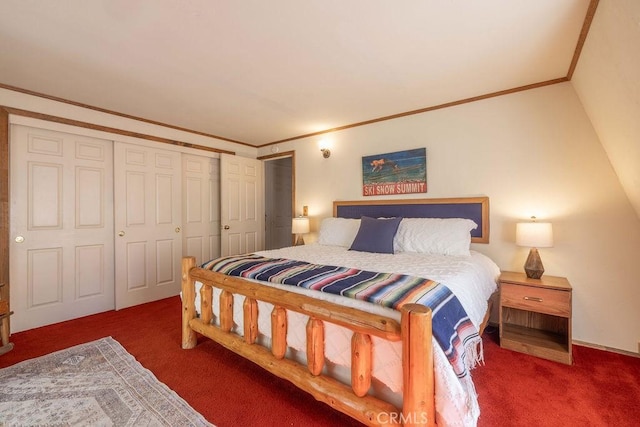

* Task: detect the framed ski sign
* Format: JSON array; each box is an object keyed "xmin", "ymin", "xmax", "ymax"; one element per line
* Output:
[{"xmin": 361, "ymin": 148, "xmax": 427, "ymax": 196}]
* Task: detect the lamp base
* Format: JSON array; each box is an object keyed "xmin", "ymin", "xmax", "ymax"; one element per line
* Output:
[
  {"xmin": 524, "ymin": 248, "xmax": 545, "ymax": 279},
  {"xmin": 294, "ymin": 235, "xmax": 305, "ymax": 246}
]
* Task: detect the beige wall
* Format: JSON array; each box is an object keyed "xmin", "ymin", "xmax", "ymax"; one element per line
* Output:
[
  {"xmin": 259, "ymin": 82, "xmax": 640, "ymax": 354},
  {"xmin": 3, "ymin": 83, "xmax": 639, "ymax": 353},
  {"xmin": 0, "ymin": 87, "xmax": 257, "ymax": 158}
]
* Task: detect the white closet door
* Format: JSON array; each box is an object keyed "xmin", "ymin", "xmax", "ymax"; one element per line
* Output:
[
  {"xmin": 182, "ymin": 154, "xmax": 220, "ymax": 266},
  {"xmin": 114, "ymin": 142, "xmax": 182, "ymax": 310},
  {"xmin": 9, "ymin": 125, "xmax": 114, "ymax": 332},
  {"xmin": 220, "ymin": 153, "xmax": 264, "ymax": 256}
]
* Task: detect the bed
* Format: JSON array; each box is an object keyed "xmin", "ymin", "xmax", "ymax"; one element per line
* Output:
[{"xmin": 181, "ymin": 197, "xmax": 499, "ymax": 426}]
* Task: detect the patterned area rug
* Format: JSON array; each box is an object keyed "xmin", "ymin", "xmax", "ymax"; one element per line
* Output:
[{"xmin": 0, "ymin": 337, "xmax": 213, "ymax": 426}]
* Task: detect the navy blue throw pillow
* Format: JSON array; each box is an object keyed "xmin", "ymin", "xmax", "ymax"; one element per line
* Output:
[{"xmin": 349, "ymin": 216, "xmax": 402, "ymax": 254}]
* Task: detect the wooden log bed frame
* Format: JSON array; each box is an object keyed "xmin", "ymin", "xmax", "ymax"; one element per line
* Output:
[{"xmin": 182, "ymin": 197, "xmax": 491, "ymax": 427}]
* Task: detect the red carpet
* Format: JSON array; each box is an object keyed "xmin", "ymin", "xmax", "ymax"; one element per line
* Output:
[
  {"xmin": 1, "ymin": 296, "xmax": 638, "ymax": 426},
  {"xmin": 476, "ymin": 329, "xmax": 640, "ymax": 426}
]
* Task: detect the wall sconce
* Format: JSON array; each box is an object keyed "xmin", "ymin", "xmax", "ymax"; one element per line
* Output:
[
  {"xmin": 292, "ymin": 216, "xmax": 310, "ymax": 246},
  {"xmin": 318, "ymin": 139, "xmax": 331, "ymax": 158},
  {"xmin": 516, "ymin": 216, "xmax": 554, "ymax": 279}
]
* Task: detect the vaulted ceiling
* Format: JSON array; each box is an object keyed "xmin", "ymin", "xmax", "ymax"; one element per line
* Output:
[{"xmin": 1, "ymin": 0, "xmax": 594, "ymax": 147}]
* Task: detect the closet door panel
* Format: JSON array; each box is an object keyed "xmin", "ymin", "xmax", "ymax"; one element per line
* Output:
[
  {"xmin": 156, "ymin": 238, "xmax": 176, "ymax": 285},
  {"xmin": 10, "ymin": 125, "xmax": 114, "ymax": 333},
  {"xmin": 76, "ymin": 167, "xmax": 105, "ymax": 228},
  {"xmin": 75, "ymin": 244, "xmax": 105, "ymax": 298},
  {"xmin": 28, "ymin": 163, "xmax": 62, "ymax": 229},
  {"xmin": 126, "ymin": 241, "xmax": 147, "ymax": 290},
  {"xmin": 114, "ymin": 142, "xmax": 182, "ymax": 309},
  {"xmin": 182, "ymin": 154, "xmax": 220, "ymax": 266},
  {"xmin": 28, "ymin": 248, "xmax": 62, "ymax": 307},
  {"xmin": 220, "ymin": 154, "xmax": 263, "ymax": 256},
  {"xmin": 126, "ymin": 172, "xmax": 146, "ymax": 226}
]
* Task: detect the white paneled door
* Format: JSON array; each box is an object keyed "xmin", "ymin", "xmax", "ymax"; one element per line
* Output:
[
  {"xmin": 114, "ymin": 142, "xmax": 182, "ymax": 310},
  {"xmin": 182, "ymin": 154, "xmax": 221, "ymax": 266},
  {"xmin": 220, "ymin": 153, "xmax": 264, "ymax": 256},
  {"xmin": 10, "ymin": 125, "xmax": 114, "ymax": 332}
]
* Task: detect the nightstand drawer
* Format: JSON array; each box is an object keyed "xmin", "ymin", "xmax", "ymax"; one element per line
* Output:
[{"xmin": 501, "ymin": 283, "xmax": 570, "ymax": 317}]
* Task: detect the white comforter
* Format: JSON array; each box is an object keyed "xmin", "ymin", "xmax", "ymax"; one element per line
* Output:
[{"xmin": 195, "ymin": 244, "xmax": 499, "ymax": 426}]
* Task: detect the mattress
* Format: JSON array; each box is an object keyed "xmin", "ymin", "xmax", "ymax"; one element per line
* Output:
[{"xmin": 194, "ymin": 244, "xmax": 499, "ymax": 426}]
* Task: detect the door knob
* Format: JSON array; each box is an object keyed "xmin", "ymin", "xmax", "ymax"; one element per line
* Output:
[
  {"xmin": 118, "ymin": 231, "xmax": 125, "ymax": 237},
  {"xmin": 223, "ymin": 225, "xmax": 230, "ymax": 230},
  {"xmin": 175, "ymin": 227, "xmax": 181, "ymax": 233},
  {"xmin": 15, "ymin": 235, "xmax": 24, "ymax": 243}
]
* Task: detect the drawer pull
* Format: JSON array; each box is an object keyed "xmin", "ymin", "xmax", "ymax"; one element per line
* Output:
[{"xmin": 523, "ymin": 296, "xmax": 543, "ymax": 302}]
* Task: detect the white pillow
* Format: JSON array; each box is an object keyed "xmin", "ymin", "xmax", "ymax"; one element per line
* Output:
[
  {"xmin": 393, "ymin": 218, "xmax": 478, "ymax": 256},
  {"xmin": 317, "ymin": 217, "xmax": 361, "ymax": 247}
]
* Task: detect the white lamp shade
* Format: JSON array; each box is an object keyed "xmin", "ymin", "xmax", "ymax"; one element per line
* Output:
[
  {"xmin": 292, "ymin": 217, "xmax": 310, "ymax": 234},
  {"xmin": 516, "ymin": 222, "xmax": 553, "ymax": 248}
]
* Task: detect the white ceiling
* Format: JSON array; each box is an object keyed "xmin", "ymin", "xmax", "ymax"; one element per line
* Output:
[{"xmin": 0, "ymin": 0, "xmax": 592, "ymax": 146}]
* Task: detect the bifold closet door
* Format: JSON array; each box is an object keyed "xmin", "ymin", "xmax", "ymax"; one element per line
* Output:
[
  {"xmin": 114, "ymin": 142, "xmax": 182, "ymax": 310},
  {"xmin": 9, "ymin": 125, "xmax": 114, "ymax": 332}
]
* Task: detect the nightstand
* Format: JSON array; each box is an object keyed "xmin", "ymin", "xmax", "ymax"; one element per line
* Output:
[{"xmin": 499, "ymin": 271, "xmax": 572, "ymax": 364}]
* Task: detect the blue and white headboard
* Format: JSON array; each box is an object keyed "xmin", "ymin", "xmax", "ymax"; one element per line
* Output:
[{"xmin": 333, "ymin": 197, "xmax": 489, "ymax": 243}]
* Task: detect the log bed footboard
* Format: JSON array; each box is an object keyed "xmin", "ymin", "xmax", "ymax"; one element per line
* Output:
[{"xmin": 181, "ymin": 256, "xmax": 436, "ymax": 427}]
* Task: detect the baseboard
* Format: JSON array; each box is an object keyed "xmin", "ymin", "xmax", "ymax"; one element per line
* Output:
[{"xmin": 572, "ymin": 340, "xmax": 640, "ymax": 359}]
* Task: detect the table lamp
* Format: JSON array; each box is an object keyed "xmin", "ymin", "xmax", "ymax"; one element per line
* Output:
[
  {"xmin": 292, "ymin": 217, "xmax": 310, "ymax": 246},
  {"xmin": 516, "ymin": 217, "xmax": 553, "ymax": 279}
]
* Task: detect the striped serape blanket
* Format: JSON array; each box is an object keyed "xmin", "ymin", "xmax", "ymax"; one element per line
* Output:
[{"xmin": 202, "ymin": 254, "xmax": 482, "ymax": 380}]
